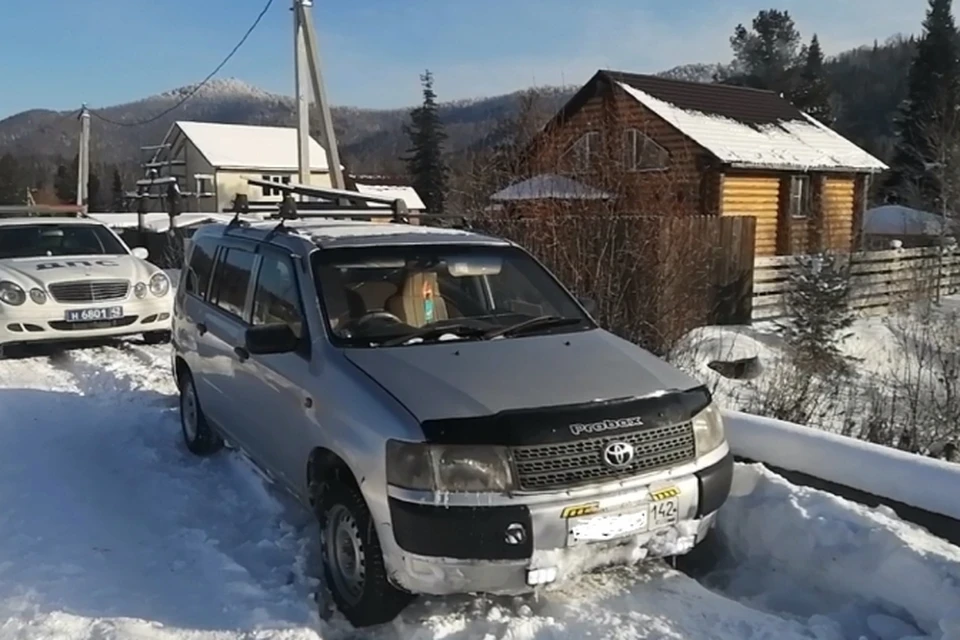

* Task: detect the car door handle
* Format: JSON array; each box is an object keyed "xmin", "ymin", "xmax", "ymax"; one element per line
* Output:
[
  {"xmin": 197, "ymin": 322, "xmax": 207, "ymax": 336},
  {"xmin": 234, "ymin": 345, "xmax": 249, "ymax": 362}
]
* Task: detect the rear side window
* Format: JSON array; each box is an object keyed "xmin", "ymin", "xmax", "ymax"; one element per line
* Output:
[
  {"xmin": 210, "ymin": 247, "xmax": 256, "ymax": 320},
  {"xmin": 184, "ymin": 236, "xmax": 217, "ymax": 300},
  {"xmin": 252, "ymin": 252, "xmax": 305, "ymax": 338}
]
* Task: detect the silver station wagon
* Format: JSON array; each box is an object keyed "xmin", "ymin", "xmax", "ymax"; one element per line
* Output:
[{"xmin": 170, "ymin": 197, "xmax": 733, "ymax": 628}]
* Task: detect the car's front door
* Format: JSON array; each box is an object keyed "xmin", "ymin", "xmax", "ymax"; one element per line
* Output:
[
  {"xmin": 237, "ymin": 246, "xmax": 315, "ymax": 487},
  {"xmin": 198, "ymin": 240, "xmax": 258, "ymax": 448}
]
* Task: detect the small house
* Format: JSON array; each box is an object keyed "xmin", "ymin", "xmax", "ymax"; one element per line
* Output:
[{"xmin": 518, "ymin": 70, "xmax": 888, "ymax": 256}]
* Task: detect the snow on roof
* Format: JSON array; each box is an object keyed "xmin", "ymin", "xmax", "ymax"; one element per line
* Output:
[
  {"xmin": 354, "ymin": 183, "xmax": 426, "ymax": 210},
  {"xmin": 863, "ymin": 204, "xmax": 958, "ymax": 236},
  {"xmin": 88, "ymin": 212, "xmax": 266, "ymax": 232},
  {"xmin": 172, "ymin": 121, "xmax": 341, "ymax": 172},
  {"xmin": 490, "ymin": 174, "xmax": 615, "ymax": 201},
  {"xmin": 615, "ymin": 81, "xmax": 888, "ymax": 173}
]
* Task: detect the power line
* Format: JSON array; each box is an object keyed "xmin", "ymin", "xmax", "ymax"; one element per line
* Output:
[{"xmin": 89, "ymin": 0, "xmax": 276, "ymax": 128}]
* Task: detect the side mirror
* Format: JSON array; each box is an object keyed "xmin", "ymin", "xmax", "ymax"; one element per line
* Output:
[
  {"xmin": 578, "ymin": 295, "xmax": 598, "ymax": 316},
  {"xmin": 131, "ymin": 247, "xmax": 150, "ymax": 260},
  {"xmin": 245, "ymin": 323, "xmax": 299, "ymax": 355}
]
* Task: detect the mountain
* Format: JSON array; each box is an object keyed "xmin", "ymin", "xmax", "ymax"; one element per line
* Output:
[{"xmin": 0, "ymin": 36, "xmax": 917, "ymax": 184}]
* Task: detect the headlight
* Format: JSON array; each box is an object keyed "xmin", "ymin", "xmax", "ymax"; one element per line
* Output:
[
  {"xmin": 0, "ymin": 281, "xmax": 26, "ymax": 306},
  {"xmin": 29, "ymin": 288, "xmax": 47, "ymax": 304},
  {"xmin": 134, "ymin": 282, "xmax": 148, "ymax": 298},
  {"xmin": 386, "ymin": 440, "xmax": 514, "ymax": 492},
  {"xmin": 149, "ymin": 273, "xmax": 170, "ymax": 297},
  {"xmin": 692, "ymin": 403, "xmax": 725, "ymax": 456}
]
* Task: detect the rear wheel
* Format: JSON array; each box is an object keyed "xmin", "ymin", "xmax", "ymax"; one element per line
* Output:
[
  {"xmin": 313, "ymin": 475, "xmax": 413, "ymax": 627},
  {"xmin": 178, "ymin": 369, "xmax": 223, "ymax": 456}
]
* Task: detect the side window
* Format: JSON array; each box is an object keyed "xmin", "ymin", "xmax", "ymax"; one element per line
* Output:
[
  {"xmin": 251, "ymin": 252, "xmax": 306, "ymax": 339},
  {"xmin": 184, "ymin": 237, "xmax": 217, "ymax": 300},
  {"xmin": 210, "ymin": 247, "xmax": 256, "ymax": 320}
]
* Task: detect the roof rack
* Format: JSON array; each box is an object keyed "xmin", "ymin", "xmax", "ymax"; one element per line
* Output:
[
  {"xmin": 0, "ymin": 204, "xmax": 88, "ymax": 218},
  {"xmin": 232, "ymin": 179, "xmax": 472, "ymax": 229}
]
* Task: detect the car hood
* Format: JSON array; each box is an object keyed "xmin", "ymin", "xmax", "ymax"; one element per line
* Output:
[
  {"xmin": 0, "ymin": 254, "xmax": 159, "ymax": 290},
  {"xmin": 343, "ymin": 328, "xmax": 703, "ymax": 422}
]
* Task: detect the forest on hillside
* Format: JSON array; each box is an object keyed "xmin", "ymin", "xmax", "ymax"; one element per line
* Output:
[{"xmin": 0, "ymin": 6, "xmax": 929, "ymax": 210}]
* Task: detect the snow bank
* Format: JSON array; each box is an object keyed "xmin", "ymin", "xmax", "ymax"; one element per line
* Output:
[
  {"xmin": 723, "ymin": 409, "xmax": 960, "ymax": 522},
  {"xmin": 711, "ymin": 464, "xmax": 960, "ymax": 639}
]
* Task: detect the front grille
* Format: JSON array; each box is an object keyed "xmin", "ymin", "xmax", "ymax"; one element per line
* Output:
[
  {"xmin": 48, "ymin": 279, "xmax": 130, "ymax": 303},
  {"xmin": 512, "ymin": 422, "xmax": 696, "ymax": 491}
]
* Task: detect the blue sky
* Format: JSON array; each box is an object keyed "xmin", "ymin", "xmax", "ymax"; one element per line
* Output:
[{"xmin": 0, "ymin": 0, "xmax": 930, "ymax": 118}]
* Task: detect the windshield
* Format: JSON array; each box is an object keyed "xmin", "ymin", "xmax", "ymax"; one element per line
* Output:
[
  {"xmin": 311, "ymin": 244, "xmax": 593, "ymax": 347},
  {"xmin": 0, "ymin": 224, "xmax": 128, "ymax": 259}
]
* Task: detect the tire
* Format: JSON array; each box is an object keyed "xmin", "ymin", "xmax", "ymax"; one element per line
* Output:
[
  {"xmin": 178, "ymin": 369, "xmax": 223, "ymax": 456},
  {"xmin": 313, "ymin": 475, "xmax": 414, "ymax": 627},
  {"xmin": 143, "ymin": 330, "xmax": 172, "ymax": 345}
]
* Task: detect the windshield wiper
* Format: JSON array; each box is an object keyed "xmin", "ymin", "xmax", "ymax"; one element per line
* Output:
[
  {"xmin": 483, "ymin": 315, "xmax": 585, "ymax": 340},
  {"xmin": 378, "ymin": 322, "xmax": 489, "ymax": 347}
]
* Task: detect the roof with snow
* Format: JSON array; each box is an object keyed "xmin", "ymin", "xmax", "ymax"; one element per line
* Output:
[
  {"xmin": 490, "ymin": 174, "xmax": 615, "ymax": 201},
  {"xmin": 165, "ymin": 121, "xmax": 338, "ymax": 172},
  {"xmin": 552, "ymin": 71, "xmax": 888, "ymax": 174},
  {"xmin": 354, "ymin": 183, "xmax": 426, "ymax": 211},
  {"xmin": 863, "ymin": 204, "xmax": 960, "ymax": 236}
]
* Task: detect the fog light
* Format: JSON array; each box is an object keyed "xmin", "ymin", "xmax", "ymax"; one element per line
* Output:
[
  {"xmin": 504, "ymin": 523, "xmax": 527, "ymax": 545},
  {"xmin": 526, "ymin": 567, "xmax": 557, "ymax": 586}
]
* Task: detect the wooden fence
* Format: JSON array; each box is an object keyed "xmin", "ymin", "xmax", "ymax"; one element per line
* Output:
[
  {"xmin": 471, "ymin": 214, "xmax": 756, "ymax": 354},
  {"xmin": 753, "ymin": 245, "xmax": 960, "ymax": 321}
]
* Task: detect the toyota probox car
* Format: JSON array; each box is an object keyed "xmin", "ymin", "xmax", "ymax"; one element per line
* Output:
[
  {"xmin": 0, "ymin": 215, "xmax": 173, "ymax": 356},
  {"xmin": 171, "ymin": 215, "xmax": 734, "ymax": 628}
]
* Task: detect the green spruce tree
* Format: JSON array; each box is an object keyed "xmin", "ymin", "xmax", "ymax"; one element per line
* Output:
[
  {"xmin": 54, "ymin": 156, "xmax": 78, "ymax": 204},
  {"xmin": 111, "ymin": 168, "xmax": 126, "ymax": 211},
  {"xmin": 724, "ymin": 10, "xmax": 803, "ymax": 91},
  {"xmin": 403, "ymin": 70, "xmax": 449, "ymax": 214},
  {"xmin": 0, "ymin": 153, "xmax": 24, "ymax": 205},
  {"xmin": 792, "ymin": 35, "xmax": 833, "ymax": 125},
  {"xmin": 87, "ymin": 171, "xmax": 102, "ymax": 212},
  {"xmin": 886, "ymin": 0, "xmax": 960, "ymax": 207}
]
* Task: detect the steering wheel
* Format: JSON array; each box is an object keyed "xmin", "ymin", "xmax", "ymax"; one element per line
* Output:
[{"xmin": 354, "ymin": 310, "xmax": 405, "ymax": 327}]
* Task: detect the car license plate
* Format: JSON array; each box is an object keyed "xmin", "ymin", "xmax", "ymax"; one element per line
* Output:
[
  {"xmin": 64, "ymin": 306, "xmax": 123, "ymax": 322},
  {"xmin": 567, "ymin": 497, "xmax": 680, "ymax": 545}
]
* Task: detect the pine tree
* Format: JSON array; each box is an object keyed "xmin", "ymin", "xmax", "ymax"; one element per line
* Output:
[
  {"xmin": 87, "ymin": 171, "xmax": 102, "ymax": 212},
  {"xmin": 886, "ymin": 0, "xmax": 960, "ymax": 207},
  {"xmin": 111, "ymin": 168, "xmax": 126, "ymax": 211},
  {"xmin": 726, "ymin": 9, "xmax": 803, "ymax": 91},
  {"xmin": 403, "ymin": 70, "xmax": 449, "ymax": 214},
  {"xmin": 792, "ymin": 35, "xmax": 833, "ymax": 125},
  {"xmin": 0, "ymin": 153, "xmax": 24, "ymax": 205},
  {"xmin": 54, "ymin": 159, "xmax": 77, "ymax": 205}
]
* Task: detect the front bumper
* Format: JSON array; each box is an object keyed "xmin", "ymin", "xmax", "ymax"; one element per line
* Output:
[
  {"xmin": 0, "ymin": 297, "xmax": 172, "ymax": 347},
  {"xmin": 382, "ymin": 449, "xmax": 734, "ymax": 596}
]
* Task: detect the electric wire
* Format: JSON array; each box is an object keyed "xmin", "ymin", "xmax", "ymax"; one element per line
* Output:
[{"xmin": 88, "ymin": 0, "xmax": 276, "ymax": 128}]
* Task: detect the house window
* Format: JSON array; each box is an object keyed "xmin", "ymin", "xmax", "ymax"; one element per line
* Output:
[
  {"xmin": 260, "ymin": 175, "xmax": 291, "ymax": 197},
  {"xmin": 623, "ymin": 129, "xmax": 669, "ymax": 171},
  {"xmin": 568, "ymin": 131, "xmax": 601, "ymax": 172},
  {"xmin": 789, "ymin": 175, "xmax": 811, "ymax": 218}
]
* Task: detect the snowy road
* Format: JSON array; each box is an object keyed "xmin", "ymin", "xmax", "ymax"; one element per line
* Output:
[{"xmin": 0, "ymin": 343, "xmax": 958, "ymax": 640}]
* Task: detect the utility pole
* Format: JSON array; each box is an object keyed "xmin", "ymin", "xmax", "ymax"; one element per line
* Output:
[
  {"xmin": 77, "ymin": 105, "xmax": 90, "ymax": 211},
  {"xmin": 292, "ymin": 0, "xmax": 345, "ymax": 190}
]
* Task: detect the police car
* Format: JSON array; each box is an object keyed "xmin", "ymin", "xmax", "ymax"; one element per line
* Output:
[{"xmin": 0, "ymin": 214, "xmax": 172, "ymax": 356}]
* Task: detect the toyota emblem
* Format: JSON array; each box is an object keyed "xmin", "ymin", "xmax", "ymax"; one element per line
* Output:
[{"xmin": 602, "ymin": 441, "xmax": 635, "ymax": 468}]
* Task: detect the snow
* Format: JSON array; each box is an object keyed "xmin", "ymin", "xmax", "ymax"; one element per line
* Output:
[
  {"xmin": 489, "ymin": 174, "xmax": 615, "ymax": 202},
  {"xmin": 90, "ymin": 212, "xmax": 253, "ymax": 232},
  {"xmin": 1, "ymin": 341, "xmax": 959, "ymax": 639},
  {"xmin": 354, "ymin": 184, "xmax": 426, "ymax": 211},
  {"xmin": 723, "ymin": 410, "xmax": 960, "ymax": 521},
  {"xmin": 172, "ymin": 121, "xmax": 339, "ymax": 172},
  {"xmin": 615, "ymin": 81, "xmax": 888, "ymax": 173}
]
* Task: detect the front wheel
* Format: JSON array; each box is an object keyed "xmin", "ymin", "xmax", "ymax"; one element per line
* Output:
[{"xmin": 314, "ymin": 479, "xmax": 413, "ymax": 627}]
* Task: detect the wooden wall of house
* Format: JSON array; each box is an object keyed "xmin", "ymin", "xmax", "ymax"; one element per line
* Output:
[
  {"xmin": 823, "ymin": 176, "xmax": 856, "ymax": 252},
  {"xmin": 720, "ymin": 174, "xmax": 780, "ymax": 256},
  {"xmin": 527, "ymin": 82, "xmax": 713, "ymax": 217}
]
